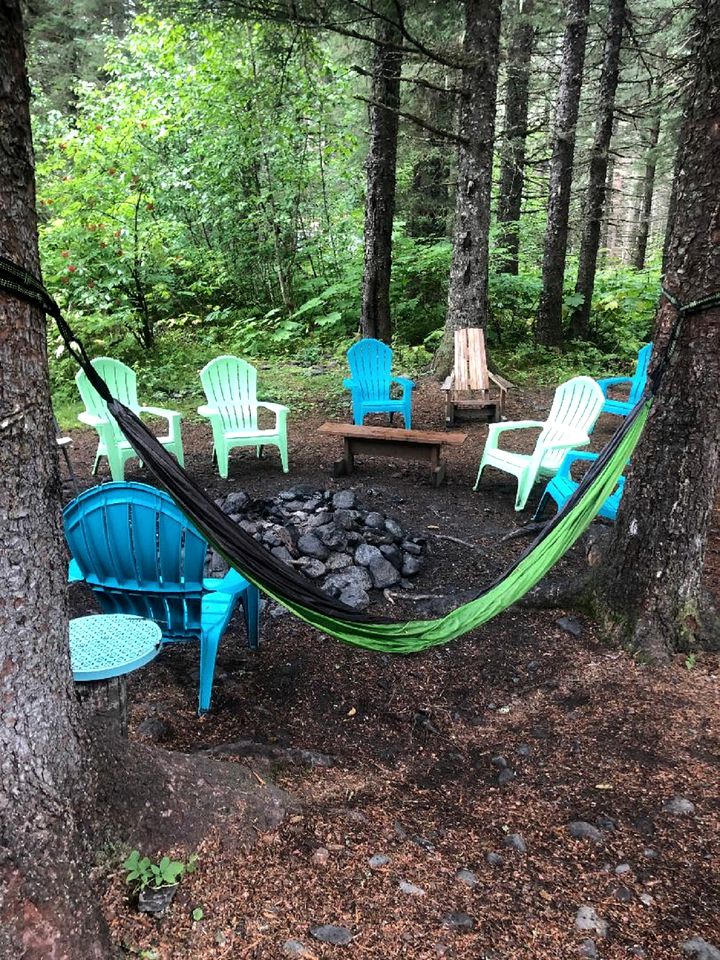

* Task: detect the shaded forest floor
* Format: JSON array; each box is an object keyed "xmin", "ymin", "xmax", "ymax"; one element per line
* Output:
[{"xmin": 62, "ymin": 377, "xmax": 720, "ymax": 960}]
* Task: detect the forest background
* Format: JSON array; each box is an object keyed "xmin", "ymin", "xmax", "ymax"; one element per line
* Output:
[{"xmin": 26, "ymin": 0, "xmax": 684, "ymax": 423}]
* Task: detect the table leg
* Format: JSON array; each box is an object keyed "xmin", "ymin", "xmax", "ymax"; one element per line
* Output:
[{"xmin": 76, "ymin": 675, "xmax": 128, "ymax": 737}]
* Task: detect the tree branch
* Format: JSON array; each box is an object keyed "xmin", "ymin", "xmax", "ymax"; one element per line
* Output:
[{"xmin": 355, "ymin": 94, "xmax": 467, "ymax": 145}]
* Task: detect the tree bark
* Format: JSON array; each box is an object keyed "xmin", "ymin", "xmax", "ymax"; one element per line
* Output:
[
  {"xmin": 0, "ymin": 2, "xmax": 110, "ymax": 955},
  {"xmin": 596, "ymin": 0, "xmax": 720, "ymax": 660},
  {"xmin": 535, "ymin": 0, "xmax": 590, "ymax": 346},
  {"xmin": 360, "ymin": 1, "xmax": 403, "ymax": 343},
  {"xmin": 632, "ymin": 85, "xmax": 663, "ymax": 271},
  {"xmin": 434, "ymin": 0, "xmax": 502, "ymax": 377},
  {"xmin": 497, "ymin": 0, "xmax": 536, "ymax": 276},
  {"xmin": 570, "ymin": 0, "xmax": 625, "ymax": 339}
]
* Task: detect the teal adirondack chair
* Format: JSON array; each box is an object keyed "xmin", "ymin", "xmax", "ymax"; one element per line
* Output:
[
  {"xmin": 198, "ymin": 356, "xmax": 289, "ymax": 478},
  {"xmin": 76, "ymin": 357, "xmax": 184, "ymax": 481},
  {"xmin": 533, "ymin": 451, "xmax": 625, "ymax": 522},
  {"xmin": 597, "ymin": 343, "xmax": 653, "ymax": 418},
  {"xmin": 64, "ymin": 481, "xmax": 260, "ymax": 714},
  {"xmin": 474, "ymin": 376, "xmax": 605, "ymax": 511},
  {"xmin": 344, "ymin": 339, "xmax": 414, "ymax": 428}
]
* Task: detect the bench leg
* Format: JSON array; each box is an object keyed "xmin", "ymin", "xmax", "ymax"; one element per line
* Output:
[
  {"xmin": 333, "ymin": 438, "xmax": 355, "ymax": 477},
  {"xmin": 430, "ymin": 447, "xmax": 446, "ymax": 487}
]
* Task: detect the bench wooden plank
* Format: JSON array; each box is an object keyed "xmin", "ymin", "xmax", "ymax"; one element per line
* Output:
[{"xmin": 318, "ymin": 422, "xmax": 467, "ymax": 446}]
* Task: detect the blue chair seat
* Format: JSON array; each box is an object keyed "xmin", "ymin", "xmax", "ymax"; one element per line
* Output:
[{"xmin": 533, "ymin": 451, "xmax": 625, "ymax": 522}]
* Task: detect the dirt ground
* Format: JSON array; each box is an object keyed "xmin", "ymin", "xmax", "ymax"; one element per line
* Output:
[{"xmin": 62, "ymin": 377, "xmax": 720, "ymax": 960}]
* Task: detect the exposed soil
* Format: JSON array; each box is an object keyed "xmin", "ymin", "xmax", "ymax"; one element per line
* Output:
[{"xmin": 62, "ymin": 377, "xmax": 720, "ymax": 959}]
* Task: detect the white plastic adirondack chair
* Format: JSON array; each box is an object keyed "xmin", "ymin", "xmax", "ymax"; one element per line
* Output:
[
  {"xmin": 198, "ymin": 355, "xmax": 289, "ymax": 478},
  {"xmin": 474, "ymin": 376, "xmax": 605, "ymax": 511},
  {"xmin": 76, "ymin": 357, "xmax": 184, "ymax": 481}
]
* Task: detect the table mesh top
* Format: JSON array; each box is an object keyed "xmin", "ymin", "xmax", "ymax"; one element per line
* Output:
[{"xmin": 69, "ymin": 615, "xmax": 162, "ymax": 681}]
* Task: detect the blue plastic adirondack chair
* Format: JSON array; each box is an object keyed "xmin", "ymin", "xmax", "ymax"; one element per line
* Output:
[
  {"xmin": 597, "ymin": 343, "xmax": 653, "ymax": 418},
  {"xmin": 344, "ymin": 339, "xmax": 414, "ymax": 428},
  {"xmin": 532, "ymin": 451, "xmax": 625, "ymax": 522},
  {"xmin": 64, "ymin": 482, "xmax": 260, "ymax": 714}
]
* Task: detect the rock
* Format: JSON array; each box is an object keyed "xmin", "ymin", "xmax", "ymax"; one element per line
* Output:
[
  {"xmin": 332, "ymin": 490, "xmax": 356, "ymax": 509},
  {"xmin": 568, "ymin": 821, "xmax": 602, "ymax": 842},
  {"xmin": 312, "ymin": 847, "xmax": 330, "ymax": 866},
  {"xmin": 516, "ymin": 743, "xmax": 532, "ymax": 756},
  {"xmin": 310, "ymin": 925, "xmax": 353, "ymax": 946},
  {"xmin": 595, "ymin": 814, "xmax": 617, "ymax": 831},
  {"xmin": 283, "ymin": 940, "xmax": 310, "ymax": 957},
  {"xmin": 299, "ymin": 559, "xmax": 326, "ymax": 579},
  {"xmin": 338, "ymin": 584, "xmax": 370, "ymax": 611},
  {"xmin": 643, "ymin": 848, "xmax": 658, "ymax": 859},
  {"xmin": 136, "ymin": 716, "xmax": 170, "ymax": 742},
  {"xmin": 556, "ymin": 615, "xmax": 583, "ymax": 636},
  {"xmin": 224, "ymin": 491, "xmax": 249, "ymax": 512},
  {"xmin": 402, "ymin": 554, "xmax": 422, "ymax": 576},
  {"xmin": 399, "ymin": 881, "xmax": 425, "ymax": 897},
  {"xmin": 302, "ymin": 498, "xmax": 322, "ymax": 512},
  {"xmin": 630, "ymin": 948, "xmax": 646, "ymax": 958},
  {"xmin": 334, "ymin": 509, "xmax": 359, "ymax": 530},
  {"xmin": 354, "ymin": 543, "xmax": 383, "ymax": 567},
  {"xmin": 497, "ymin": 768, "xmax": 516, "ymax": 787},
  {"xmin": 307, "ymin": 509, "xmax": 333, "ymax": 529},
  {"xmin": 239, "ymin": 519, "xmax": 259, "ymax": 535},
  {"xmin": 491, "ymin": 755, "xmax": 508, "ymax": 768},
  {"xmin": 456, "ymin": 868, "xmax": 478, "ymax": 888},
  {"xmin": 380, "ymin": 544, "xmax": 403, "ymax": 568},
  {"xmin": 504, "ymin": 834, "xmax": 526, "ymax": 853},
  {"xmin": 639, "ymin": 894, "xmax": 654, "ymax": 907},
  {"xmin": 271, "ymin": 546, "xmax": 295, "ymax": 566},
  {"xmin": 270, "ymin": 603, "xmax": 289, "ymax": 619},
  {"xmin": 575, "ymin": 906, "xmax": 608, "ymax": 938},
  {"xmin": 363, "ymin": 529, "xmax": 395, "ymax": 547},
  {"xmin": 319, "ymin": 526, "xmax": 348, "ymax": 551},
  {"xmin": 367, "ymin": 554, "xmax": 401, "ymax": 589},
  {"xmin": 663, "ymin": 796, "xmax": 695, "ymax": 815},
  {"xmin": 364, "ymin": 511, "xmax": 385, "ymax": 530},
  {"xmin": 683, "ymin": 937, "xmax": 720, "ymax": 960},
  {"xmin": 138, "ymin": 884, "xmax": 179, "ymax": 916},
  {"xmin": 297, "ymin": 533, "xmax": 329, "ymax": 560},
  {"xmin": 614, "ymin": 885, "xmax": 633, "ymax": 903},
  {"xmin": 485, "ymin": 852, "xmax": 504, "ymax": 866},
  {"xmin": 579, "ymin": 939, "xmax": 598, "ymax": 959},
  {"xmin": 323, "ymin": 567, "xmax": 372, "ymax": 596},
  {"xmin": 402, "ymin": 541, "xmax": 422, "ymax": 556},
  {"xmin": 384, "ymin": 517, "xmax": 404, "ymax": 540},
  {"xmin": 325, "ymin": 553, "xmax": 353, "ymax": 572},
  {"xmin": 442, "ymin": 913, "xmax": 474, "ymax": 931},
  {"xmin": 615, "ymin": 863, "xmax": 631, "ymax": 875},
  {"xmin": 369, "ymin": 854, "xmax": 391, "ymax": 869}
]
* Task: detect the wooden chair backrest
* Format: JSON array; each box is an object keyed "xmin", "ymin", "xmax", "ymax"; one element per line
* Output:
[{"xmin": 454, "ymin": 328, "xmax": 490, "ymax": 393}]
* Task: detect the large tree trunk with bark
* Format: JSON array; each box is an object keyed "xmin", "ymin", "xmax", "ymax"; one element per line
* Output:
[
  {"xmin": 535, "ymin": 0, "xmax": 590, "ymax": 346},
  {"xmin": 360, "ymin": 1, "xmax": 403, "ymax": 343},
  {"xmin": 434, "ymin": 0, "xmax": 502, "ymax": 377},
  {"xmin": 596, "ymin": 0, "xmax": 720, "ymax": 660},
  {"xmin": 632, "ymin": 84, "xmax": 662, "ymax": 271},
  {"xmin": 0, "ymin": 3, "xmax": 110, "ymax": 954},
  {"xmin": 497, "ymin": 0, "xmax": 535, "ymax": 276},
  {"xmin": 570, "ymin": 0, "xmax": 625, "ymax": 339}
]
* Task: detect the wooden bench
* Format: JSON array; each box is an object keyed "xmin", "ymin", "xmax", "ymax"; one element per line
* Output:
[
  {"xmin": 442, "ymin": 327, "xmax": 513, "ymax": 426},
  {"xmin": 318, "ymin": 422, "xmax": 467, "ymax": 487}
]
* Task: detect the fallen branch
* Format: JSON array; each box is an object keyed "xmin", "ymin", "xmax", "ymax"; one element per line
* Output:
[
  {"xmin": 426, "ymin": 532, "xmax": 485, "ymax": 550},
  {"xmin": 500, "ymin": 521, "xmax": 548, "ymax": 542}
]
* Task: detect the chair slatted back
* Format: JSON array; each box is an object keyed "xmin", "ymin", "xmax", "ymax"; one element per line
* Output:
[
  {"xmin": 64, "ymin": 482, "xmax": 208, "ymax": 640},
  {"xmin": 540, "ymin": 376, "xmax": 605, "ymax": 470},
  {"xmin": 629, "ymin": 343, "xmax": 653, "ymax": 405},
  {"xmin": 454, "ymin": 328, "xmax": 490, "ymax": 394},
  {"xmin": 200, "ymin": 356, "xmax": 258, "ymax": 432},
  {"xmin": 76, "ymin": 357, "xmax": 140, "ymax": 444},
  {"xmin": 347, "ymin": 339, "xmax": 393, "ymax": 402}
]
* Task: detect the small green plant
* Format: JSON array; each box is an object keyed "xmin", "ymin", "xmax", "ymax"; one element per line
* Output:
[
  {"xmin": 192, "ymin": 906, "xmax": 205, "ymax": 922},
  {"xmin": 122, "ymin": 850, "xmax": 198, "ymax": 893},
  {"xmin": 684, "ymin": 652, "xmax": 698, "ymax": 670}
]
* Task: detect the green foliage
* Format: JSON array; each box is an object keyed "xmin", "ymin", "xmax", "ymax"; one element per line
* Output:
[
  {"xmin": 684, "ymin": 652, "xmax": 698, "ymax": 670},
  {"xmin": 192, "ymin": 907, "xmax": 205, "ymax": 922},
  {"xmin": 123, "ymin": 850, "xmax": 198, "ymax": 893}
]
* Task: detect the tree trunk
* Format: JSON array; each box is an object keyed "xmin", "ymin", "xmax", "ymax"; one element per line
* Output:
[
  {"xmin": 570, "ymin": 0, "xmax": 625, "ymax": 339},
  {"xmin": 0, "ymin": 2, "xmax": 110, "ymax": 954},
  {"xmin": 434, "ymin": 0, "xmax": 502, "ymax": 377},
  {"xmin": 596, "ymin": 0, "xmax": 720, "ymax": 660},
  {"xmin": 496, "ymin": 0, "xmax": 535, "ymax": 276},
  {"xmin": 632, "ymin": 86, "xmax": 663, "ymax": 271},
  {"xmin": 360, "ymin": 1, "xmax": 403, "ymax": 343},
  {"xmin": 535, "ymin": 0, "xmax": 590, "ymax": 346}
]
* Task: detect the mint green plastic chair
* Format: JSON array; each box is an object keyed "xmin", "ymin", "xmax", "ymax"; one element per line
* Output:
[
  {"xmin": 198, "ymin": 355, "xmax": 289, "ymax": 478},
  {"xmin": 474, "ymin": 376, "xmax": 605, "ymax": 511},
  {"xmin": 76, "ymin": 357, "xmax": 184, "ymax": 481}
]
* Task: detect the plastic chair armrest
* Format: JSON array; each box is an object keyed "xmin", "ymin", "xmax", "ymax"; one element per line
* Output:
[
  {"xmin": 257, "ymin": 402, "xmax": 289, "ymax": 415},
  {"xmin": 489, "ymin": 419, "xmax": 545, "ymax": 437},
  {"xmin": 204, "ymin": 568, "xmax": 251, "ymax": 595},
  {"xmin": 78, "ymin": 411, "xmax": 106, "ymax": 427},
  {"xmin": 542, "ymin": 429, "xmax": 591, "ymax": 452},
  {"xmin": 197, "ymin": 404, "xmax": 220, "ymax": 418},
  {"xmin": 557, "ymin": 450, "xmax": 598, "ymax": 480},
  {"xmin": 597, "ymin": 376, "xmax": 633, "ymax": 396},
  {"xmin": 138, "ymin": 405, "xmax": 182, "ymax": 421},
  {"xmin": 68, "ymin": 558, "xmax": 84, "ymax": 583},
  {"xmin": 391, "ymin": 376, "xmax": 415, "ymax": 389}
]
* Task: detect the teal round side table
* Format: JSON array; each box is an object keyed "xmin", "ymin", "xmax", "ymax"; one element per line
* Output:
[{"xmin": 70, "ymin": 615, "xmax": 162, "ymax": 736}]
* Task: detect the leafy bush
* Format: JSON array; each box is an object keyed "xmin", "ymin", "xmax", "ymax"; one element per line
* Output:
[{"xmin": 123, "ymin": 850, "xmax": 197, "ymax": 893}]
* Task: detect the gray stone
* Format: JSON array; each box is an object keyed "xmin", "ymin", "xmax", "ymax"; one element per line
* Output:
[
  {"xmin": 334, "ymin": 508, "xmax": 359, "ymax": 530},
  {"xmin": 138, "ymin": 884, "xmax": 179, "ymax": 916},
  {"xmin": 319, "ymin": 525, "xmax": 347, "ymax": 551},
  {"xmin": 136, "ymin": 716, "xmax": 170, "ymax": 742},
  {"xmin": 402, "ymin": 554, "xmax": 422, "ymax": 577},
  {"xmin": 310, "ymin": 925, "xmax": 353, "ymax": 946},
  {"xmin": 615, "ymin": 863, "xmax": 631, "ymax": 875},
  {"xmin": 325, "ymin": 553, "xmax": 353, "ymax": 572},
  {"xmin": 380, "ymin": 544, "xmax": 403, "ymax": 568},
  {"xmin": 384, "ymin": 517, "xmax": 404, "ymax": 540},
  {"xmin": 579, "ymin": 939, "xmax": 598, "ymax": 959},
  {"xmin": 283, "ymin": 940, "xmax": 309, "ymax": 957},
  {"xmin": 683, "ymin": 937, "xmax": 720, "ymax": 960},
  {"xmin": 663, "ymin": 796, "xmax": 695, "ymax": 815},
  {"xmin": 485, "ymin": 852, "xmax": 504, "ymax": 866},
  {"xmin": 516, "ymin": 743, "xmax": 532, "ymax": 756},
  {"xmin": 402, "ymin": 541, "xmax": 422, "ymax": 556},
  {"xmin": 442, "ymin": 913, "xmax": 474, "ymax": 931},
  {"xmin": 271, "ymin": 545, "xmax": 295, "ymax": 566},
  {"xmin": 269, "ymin": 603, "xmax": 289, "ymax": 619},
  {"xmin": 568, "ymin": 821, "xmax": 602, "ymax": 842},
  {"xmin": 639, "ymin": 893, "xmax": 654, "ymax": 907},
  {"xmin": 364, "ymin": 511, "xmax": 385, "ymax": 530},
  {"xmin": 302, "ymin": 498, "xmax": 322, "ymax": 512},
  {"xmin": 367, "ymin": 554, "xmax": 401, "ymax": 588},
  {"xmin": 323, "ymin": 567, "xmax": 372, "ymax": 596},
  {"xmin": 338, "ymin": 584, "xmax": 370, "ymax": 611},
  {"xmin": 595, "ymin": 814, "xmax": 617, "ymax": 831},
  {"xmin": 491, "ymin": 755, "xmax": 508, "ymax": 768},
  {"xmin": 239, "ymin": 519, "xmax": 259, "ymax": 535},
  {"xmin": 575, "ymin": 906, "xmax": 608, "ymax": 938},
  {"xmin": 399, "ymin": 881, "xmax": 425, "ymax": 897},
  {"xmin": 643, "ymin": 848, "xmax": 658, "ymax": 859},
  {"xmin": 630, "ymin": 948, "xmax": 646, "ymax": 958},
  {"xmin": 456, "ymin": 868, "xmax": 478, "ymax": 888},
  {"xmin": 556, "ymin": 615, "xmax": 583, "ymax": 636},
  {"xmin": 614, "ymin": 885, "xmax": 633, "ymax": 903},
  {"xmin": 368, "ymin": 854, "xmax": 391, "ymax": 869},
  {"xmin": 299, "ymin": 559, "xmax": 326, "ymax": 579},
  {"xmin": 297, "ymin": 533, "xmax": 329, "ymax": 560},
  {"xmin": 504, "ymin": 834, "xmax": 526, "ymax": 853},
  {"xmin": 224, "ymin": 491, "xmax": 250, "ymax": 512},
  {"xmin": 497, "ymin": 768, "xmax": 516, "ymax": 787},
  {"xmin": 332, "ymin": 489, "xmax": 356, "ymax": 509},
  {"xmin": 354, "ymin": 543, "xmax": 383, "ymax": 567}
]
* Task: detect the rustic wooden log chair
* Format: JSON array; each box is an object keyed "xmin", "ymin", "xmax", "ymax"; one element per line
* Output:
[{"xmin": 442, "ymin": 328, "xmax": 512, "ymax": 426}]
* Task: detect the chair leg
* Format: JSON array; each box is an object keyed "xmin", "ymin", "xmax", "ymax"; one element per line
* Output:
[
  {"xmin": 198, "ymin": 630, "xmax": 221, "ymax": 714},
  {"xmin": 242, "ymin": 585, "xmax": 261, "ymax": 650},
  {"xmin": 106, "ymin": 446, "xmax": 125, "ymax": 482},
  {"xmin": 174, "ymin": 439, "xmax": 185, "ymax": 468},
  {"xmin": 515, "ymin": 472, "xmax": 533, "ymax": 511},
  {"xmin": 92, "ymin": 447, "xmax": 101, "ymax": 476},
  {"xmin": 278, "ymin": 437, "xmax": 289, "ymax": 473},
  {"xmin": 388, "ymin": 412, "xmax": 394, "ymax": 426},
  {"xmin": 217, "ymin": 443, "xmax": 229, "ymax": 480},
  {"xmin": 473, "ymin": 457, "xmax": 488, "ymax": 491},
  {"xmin": 532, "ymin": 492, "xmax": 552, "ymax": 522}
]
